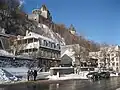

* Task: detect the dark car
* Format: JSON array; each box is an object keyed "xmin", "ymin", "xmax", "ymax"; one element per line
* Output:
[
  {"xmin": 99, "ymin": 72, "xmax": 110, "ymax": 79},
  {"xmin": 87, "ymin": 72, "xmax": 100, "ymax": 80}
]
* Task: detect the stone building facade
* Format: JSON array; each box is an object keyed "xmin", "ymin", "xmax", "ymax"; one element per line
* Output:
[{"xmin": 28, "ymin": 4, "xmax": 52, "ymax": 28}]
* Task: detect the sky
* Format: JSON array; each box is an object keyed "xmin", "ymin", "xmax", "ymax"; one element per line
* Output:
[{"xmin": 23, "ymin": 0, "xmax": 120, "ymax": 44}]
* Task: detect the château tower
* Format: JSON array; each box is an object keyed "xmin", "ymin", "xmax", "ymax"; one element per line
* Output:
[{"xmin": 69, "ymin": 24, "xmax": 76, "ymax": 35}]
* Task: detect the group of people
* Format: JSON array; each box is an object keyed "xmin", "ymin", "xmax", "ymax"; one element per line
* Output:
[{"xmin": 27, "ymin": 69, "xmax": 37, "ymax": 81}]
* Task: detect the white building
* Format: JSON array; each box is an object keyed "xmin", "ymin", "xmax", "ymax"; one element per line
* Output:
[
  {"xmin": 61, "ymin": 44, "xmax": 87, "ymax": 66},
  {"xmin": 12, "ymin": 30, "xmax": 61, "ymax": 68},
  {"xmin": 89, "ymin": 45, "xmax": 120, "ymax": 72}
]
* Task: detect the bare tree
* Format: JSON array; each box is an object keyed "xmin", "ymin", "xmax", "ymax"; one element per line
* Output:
[
  {"xmin": 72, "ymin": 44, "xmax": 88, "ymax": 73},
  {"xmin": 99, "ymin": 47, "xmax": 110, "ymax": 70},
  {"xmin": 10, "ymin": 39, "xmax": 27, "ymax": 56}
]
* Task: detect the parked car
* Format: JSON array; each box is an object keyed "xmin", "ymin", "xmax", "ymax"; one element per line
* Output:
[
  {"xmin": 99, "ymin": 72, "xmax": 110, "ymax": 79},
  {"xmin": 87, "ymin": 72, "xmax": 100, "ymax": 80}
]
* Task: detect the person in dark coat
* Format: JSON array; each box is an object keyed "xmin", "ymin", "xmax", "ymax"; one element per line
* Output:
[
  {"xmin": 33, "ymin": 70, "xmax": 37, "ymax": 81},
  {"xmin": 27, "ymin": 69, "xmax": 31, "ymax": 81}
]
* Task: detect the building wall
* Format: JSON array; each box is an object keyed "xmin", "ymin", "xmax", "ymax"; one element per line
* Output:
[
  {"xmin": 70, "ymin": 30, "xmax": 76, "ymax": 35},
  {"xmin": 28, "ymin": 14, "xmax": 40, "ymax": 23},
  {"xmin": 89, "ymin": 46, "xmax": 120, "ymax": 72},
  {"xmin": 28, "ymin": 5, "xmax": 52, "ymax": 28}
]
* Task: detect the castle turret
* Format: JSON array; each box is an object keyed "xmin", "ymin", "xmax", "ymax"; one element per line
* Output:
[
  {"xmin": 28, "ymin": 4, "xmax": 52, "ymax": 26},
  {"xmin": 69, "ymin": 24, "xmax": 76, "ymax": 35}
]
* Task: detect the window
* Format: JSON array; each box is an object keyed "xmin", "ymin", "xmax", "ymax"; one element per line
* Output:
[
  {"xmin": 46, "ymin": 41, "xmax": 48, "ymax": 46},
  {"xmin": 41, "ymin": 50, "xmax": 44, "ymax": 56},
  {"xmin": 55, "ymin": 53, "xmax": 57, "ymax": 58},
  {"xmin": 54, "ymin": 44, "xmax": 56, "ymax": 48},
  {"xmin": 111, "ymin": 53, "xmax": 114, "ymax": 56},
  {"xmin": 107, "ymin": 54, "xmax": 110, "ymax": 57},
  {"xmin": 34, "ymin": 38, "xmax": 38, "ymax": 42},
  {"xmin": 116, "ymin": 67, "xmax": 119, "ymax": 71},
  {"xmin": 111, "ymin": 58, "xmax": 114, "ymax": 61},
  {"xmin": 28, "ymin": 38, "xmax": 33, "ymax": 43},
  {"xmin": 43, "ymin": 40, "xmax": 46, "ymax": 46},
  {"xmin": 33, "ymin": 48, "xmax": 37, "ymax": 52},
  {"xmin": 24, "ymin": 49, "xmax": 28, "ymax": 53},
  {"xmin": 23, "ymin": 39, "xmax": 27, "ymax": 44},
  {"xmin": 51, "ymin": 43, "xmax": 54, "ymax": 48},
  {"xmin": 48, "ymin": 51, "xmax": 50, "ymax": 57},
  {"xmin": 49, "ymin": 41, "xmax": 51, "ymax": 47},
  {"xmin": 112, "ymin": 62, "xmax": 115, "ymax": 66},
  {"xmin": 45, "ymin": 51, "xmax": 48, "ymax": 57},
  {"xmin": 29, "ymin": 49, "xmax": 32, "ymax": 52},
  {"xmin": 116, "ymin": 63, "xmax": 119, "ymax": 66},
  {"xmin": 59, "ymin": 45, "xmax": 60, "ymax": 49},
  {"xmin": 19, "ymin": 50, "xmax": 24, "ymax": 53},
  {"xmin": 17, "ymin": 40, "xmax": 21, "ymax": 44}
]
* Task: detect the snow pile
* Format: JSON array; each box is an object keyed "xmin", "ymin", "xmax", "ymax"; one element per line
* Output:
[
  {"xmin": 39, "ymin": 24, "xmax": 66, "ymax": 45},
  {"xmin": 47, "ymin": 74, "xmax": 88, "ymax": 80},
  {"xmin": 4, "ymin": 67, "xmax": 28, "ymax": 76},
  {"xmin": 4, "ymin": 67, "xmax": 29, "ymax": 81},
  {"xmin": 4, "ymin": 67, "xmax": 50, "ymax": 80},
  {"xmin": 0, "ymin": 69, "xmax": 18, "ymax": 84}
]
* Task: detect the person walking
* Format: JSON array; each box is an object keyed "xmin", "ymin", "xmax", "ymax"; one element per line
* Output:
[
  {"xmin": 33, "ymin": 69, "xmax": 37, "ymax": 81},
  {"xmin": 27, "ymin": 69, "xmax": 31, "ymax": 81},
  {"xmin": 30, "ymin": 69, "xmax": 34, "ymax": 80}
]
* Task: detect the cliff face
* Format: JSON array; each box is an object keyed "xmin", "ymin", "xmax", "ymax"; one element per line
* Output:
[{"xmin": 0, "ymin": 9, "xmax": 36, "ymax": 35}]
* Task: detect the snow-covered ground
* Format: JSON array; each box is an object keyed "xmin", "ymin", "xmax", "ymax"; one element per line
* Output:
[
  {"xmin": 0, "ymin": 68, "xmax": 18, "ymax": 84},
  {"xmin": 38, "ymin": 24, "xmax": 66, "ymax": 45},
  {"xmin": 46, "ymin": 74, "xmax": 88, "ymax": 81},
  {"xmin": 1, "ymin": 67, "xmax": 50, "ymax": 83}
]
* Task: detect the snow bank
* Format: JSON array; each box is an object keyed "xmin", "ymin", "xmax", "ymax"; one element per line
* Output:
[
  {"xmin": 47, "ymin": 74, "xmax": 88, "ymax": 80},
  {"xmin": 39, "ymin": 24, "xmax": 66, "ymax": 45},
  {"xmin": 3, "ymin": 67, "xmax": 28, "ymax": 76},
  {"xmin": 0, "ymin": 68, "xmax": 18, "ymax": 84},
  {"xmin": 4, "ymin": 67, "xmax": 50, "ymax": 80}
]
